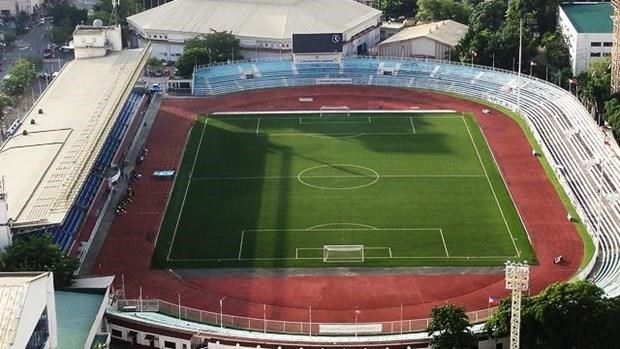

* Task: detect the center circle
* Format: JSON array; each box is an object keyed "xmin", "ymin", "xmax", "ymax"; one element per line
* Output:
[{"xmin": 297, "ymin": 164, "xmax": 379, "ymax": 190}]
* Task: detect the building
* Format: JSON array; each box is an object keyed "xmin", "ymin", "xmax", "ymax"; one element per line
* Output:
[
  {"xmin": 0, "ymin": 273, "xmax": 115, "ymax": 349},
  {"xmin": 377, "ymin": 20, "xmax": 468, "ymax": 59},
  {"xmin": 0, "ymin": 0, "xmax": 43, "ymax": 16},
  {"xmin": 72, "ymin": 24, "xmax": 123, "ymax": 59},
  {"xmin": 0, "ymin": 272, "xmax": 57, "ymax": 349},
  {"xmin": 0, "ymin": 26, "xmax": 148, "ymax": 251},
  {"xmin": 559, "ymin": 2, "xmax": 613, "ymax": 74},
  {"xmin": 127, "ymin": 0, "xmax": 382, "ymax": 62}
]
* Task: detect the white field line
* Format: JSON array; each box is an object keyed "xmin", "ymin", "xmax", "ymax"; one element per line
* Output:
[
  {"xmin": 255, "ymin": 118, "xmax": 261, "ymax": 135},
  {"xmin": 166, "ymin": 119, "xmax": 209, "ymax": 261},
  {"xmin": 461, "ymin": 114, "xmax": 520, "ymax": 256},
  {"xmin": 238, "ymin": 230, "xmax": 245, "ymax": 259},
  {"xmin": 212, "ymin": 115, "xmax": 463, "ymax": 121},
  {"xmin": 409, "ymin": 117, "xmax": 416, "ymax": 134},
  {"xmin": 168, "ymin": 255, "xmax": 518, "ymax": 262},
  {"xmin": 192, "ymin": 174, "xmax": 485, "ymax": 181},
  {"xmin": 439, "ymin": 228, "xmax": 449, "ymax": 257},
  {"xmin": 243, "ymin": 228, "xmax": 442, "ymax": 232}
]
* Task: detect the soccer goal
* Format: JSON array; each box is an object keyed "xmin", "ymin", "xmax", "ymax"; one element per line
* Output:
[
  {"xmin": 323, "ymin": 245, "xmax": 364, "ymax": 263},
  {"xmin": 319, "ymin": 106, "xmax": 351, "ymax": 117}
]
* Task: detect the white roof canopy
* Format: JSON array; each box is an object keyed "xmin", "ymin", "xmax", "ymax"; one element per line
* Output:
[
  {"xmin": 0, "ymin": 48, "xmax": 148, "ymax": 227},
  {"xmin": 128, "ymin": 0, "xmax": 381, "ymax": 41}
]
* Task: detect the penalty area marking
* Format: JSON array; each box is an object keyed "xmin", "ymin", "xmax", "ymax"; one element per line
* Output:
[
  {"xmin": 409, "ymin": 117, "xmax": 416, "ymax": 134},
  {"xmin": 238, "ymin": 227, "xmax": 447, "ymax": 260}
]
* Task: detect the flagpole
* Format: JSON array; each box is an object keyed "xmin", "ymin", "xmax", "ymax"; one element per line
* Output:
[
  {"xmin": 309, "ymin": 305, "xmax": 312, "ymax": 336},
  {"xmin": 517, "ymin": 18, "xmax": 523, "ymax": 114}
]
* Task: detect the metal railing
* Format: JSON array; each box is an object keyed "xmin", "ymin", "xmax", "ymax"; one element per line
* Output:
[{"xmin": 116, "ymin": 298, "xmax": 495, "ymax": 336}]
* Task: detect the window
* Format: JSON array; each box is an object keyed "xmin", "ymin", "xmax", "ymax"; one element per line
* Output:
[
  {"xmin": 604, "ymin": 42, "xmax": 613, "ymax": 47},
  {"xmin": 591, "ymin": 42, "xmax": 601, "ymax": 47},
  {"xmin": 111, "ymin": 329, "xmax": 123, "ymax": 338},
  {"xmin": 603, "ymin": 52, "xmax": 611, "ymax": 57},
  {"xmin": 164, "ymin": 341, "xmax": 177, "ymax": 349},
  {"xmin": 590, "ymin": 52, "xmax": 601, "ymax": 57}
]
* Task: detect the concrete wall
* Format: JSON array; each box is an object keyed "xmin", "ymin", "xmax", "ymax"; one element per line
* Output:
[{"xmin": 109, "ymin": 324, "xmax": 191, "ymax": 349}]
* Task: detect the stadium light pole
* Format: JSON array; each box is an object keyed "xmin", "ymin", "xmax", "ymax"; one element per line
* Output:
[
  {"xmin": 355, "ymin": 306, "xmax": 360, "ymax": 337},
  {"xmin": 516, "ymin": 18, "xmax": 523, "ymax": 114},
  {"xmin": 505, "ymin": 261, "xmax": 529, "ymax": 349}
]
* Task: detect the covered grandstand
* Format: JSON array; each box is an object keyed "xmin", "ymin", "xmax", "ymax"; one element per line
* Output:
[
  {"xmin": 0, "ymin": 47, "xmax": 150, "ymax": 252},
  {"xmin": 191, "ymin": 57, "xmax": 620, "ymax": 296}
]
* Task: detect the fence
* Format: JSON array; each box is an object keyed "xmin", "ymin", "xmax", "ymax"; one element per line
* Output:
[{"xmin": 116, "ymin": 299, "xmax": 495, "ymax": 336}]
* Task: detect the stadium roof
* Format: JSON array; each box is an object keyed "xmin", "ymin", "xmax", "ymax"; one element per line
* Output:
[
  {"xmin": 0, "ymin": 272, "xmax": 51, "ymax": 348},
  {"xmin": 0, "ymin": 48, "xmax": 148, "ymax": 228},
  {"xmin": 127, "ymin": 0, "xmax": 382, "ymax": 40},
  {"xmin": 379, "ymin": 20, "xmax": 468, "ymax": 47},
  {"xmin": 560, "ymin": 2, "xmax": 613, "ymax": 33}
]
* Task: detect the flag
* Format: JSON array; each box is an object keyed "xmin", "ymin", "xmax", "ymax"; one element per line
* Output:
[
  {"xmin": 488, "ymin": 296, "xmax": 498, "ymax": 306},
  {"xmin": 530, "ymin": 61, "xmax": 537, "ymax": 66},
  {"xmin": 569, "ymin": 79, "xmax": 578, "ymax": 85},
  {"xmin": 471, "ymin": 50, "xmax": 477, "ymax": 57}
]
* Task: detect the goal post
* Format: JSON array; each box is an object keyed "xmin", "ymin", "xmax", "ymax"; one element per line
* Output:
[
  {"xmin": 319, "ymin": 106, "xmax": 350, "ymax": 117},
  {"xmin": 323, "ymin": 244, "xmax": 364, "ymax": 263}
]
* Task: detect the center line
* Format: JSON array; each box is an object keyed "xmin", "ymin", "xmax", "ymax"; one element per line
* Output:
[{"xmin": 255, "ymin": 118, "xmax": 261, "ymax": 135}]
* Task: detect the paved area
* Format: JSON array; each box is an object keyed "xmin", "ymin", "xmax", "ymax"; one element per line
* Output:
[{"xmin": 79, "ymin": 95, "xmax": 162, "ymax": 276}]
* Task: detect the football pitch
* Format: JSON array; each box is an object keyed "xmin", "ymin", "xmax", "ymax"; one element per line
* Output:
[{"xmin": 153, "ymin": 112, "xmax": 536, "ymax": 268}]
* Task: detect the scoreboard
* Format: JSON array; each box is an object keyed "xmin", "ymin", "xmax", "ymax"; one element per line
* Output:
[{"xmin": 292, "ymin": 33, "xmax": 344, "ymax": 54}]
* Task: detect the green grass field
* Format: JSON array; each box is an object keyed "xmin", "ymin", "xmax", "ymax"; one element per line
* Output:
[{"xmin": 153, "ymin": 112, "xmax": 536, "ymax": 268}]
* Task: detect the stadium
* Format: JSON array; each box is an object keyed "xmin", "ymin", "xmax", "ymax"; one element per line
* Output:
[
  {"xmin": 100, "ymin": 54, "xmax": 615, "ymax": 347},
  {"xmin": 2, "ymin": 16, "xmax": 620, "ymax": 349}
]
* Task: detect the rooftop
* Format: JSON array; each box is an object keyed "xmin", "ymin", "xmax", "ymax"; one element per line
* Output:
[
  {"xmin": 378, "ymin": 20, "xmax": 468, "ymax": 47},
  {"xmin": 127, "ymin": 0, "xmax": 381, "ymax": 41},
  {"xmin": 560, "ymin": 2, "xmax": 613, "ymax": 33},
  {"xmin": 56, "ymin": 290, "xmax": 106, "ymax": 349},
  {"xmin": 0, "ymin": 272, "xmax": 51, "ymax": 348},
  {"xmin": 0, "ymin": 48, "xmax": 148, "ymax": 227}
]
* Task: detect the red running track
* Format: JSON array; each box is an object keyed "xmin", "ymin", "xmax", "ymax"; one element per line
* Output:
[{"xmin": 93, "ymin": 86, "xmax": 583, "ymax": 323}]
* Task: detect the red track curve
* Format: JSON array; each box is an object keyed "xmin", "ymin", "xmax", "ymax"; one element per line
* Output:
[{"xmin": 93, "ymin": 86, "xmax": 582, "ymax": 324}]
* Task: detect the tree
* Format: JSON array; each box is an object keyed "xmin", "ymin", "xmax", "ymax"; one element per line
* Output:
[
  {"xmin": 91, "ymin": 0, "xmax": 143, "ymax": 26},
  {"xmin": 416, "ymin": 0, "xmax": 472, "ymax": 24},
  {"xmin": 0, "ymin": 94, "xmax": 13, "ymax": 127},
  {"xmin": 175, "ymin": 32, "xmax": 242, "ymax": 77},
  {"xmin": 576, "ymin": 57, "xmax": 611, "ymax": 118},
  {"xmin": 485, "ymin": 281, "xmax": 620, "ymax": 349},
  {"xmin": 48, "ymin": 3, "xmax": 88, "ymax": 44},
  {"xmin": 2, "ymin": 58, "xmax": 38, "ymax": 97},
  {"xmin": 0, "ymin": 235, "xmax": 79, "ymax": 287},
  {"xmin": 377, "ymin": 0, "xmax": 417, "ymax": 18},
  {"xmin": 427, "ymin": 304, "xmax": 476, "ymax": 349}
]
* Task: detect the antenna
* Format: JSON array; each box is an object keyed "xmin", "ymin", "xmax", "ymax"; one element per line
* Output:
[{"xmin": 110, "ymin": 0, "xmax": 120, "ymax": 26}]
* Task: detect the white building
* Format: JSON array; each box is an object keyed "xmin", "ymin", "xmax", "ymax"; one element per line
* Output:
[
  {"xmin": 0, "ymin": 272, "xmax": 58, "ymax": 349},
  {"xmin": 377, "ymin": 20, "xmax": 468, "ymax": 59},
  {"xmin": 0, "ymin": 0, "xmax": 43, "ymax": 16},
  {"xmin": 559, "ymin": 2, "xmax": 613, "ymax": 74},
  {"xmin": 127, "ymin": 0, "xmax": 382, "ymax": 62},
  {"xmin": 73, "ymin": 24, "xmax": 123, "ymax": 59}
]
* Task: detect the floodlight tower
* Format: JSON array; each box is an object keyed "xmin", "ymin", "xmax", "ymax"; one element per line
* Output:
[{"xmin": 505, "ymin": 261, "xmax": 530, "ymax": 349}]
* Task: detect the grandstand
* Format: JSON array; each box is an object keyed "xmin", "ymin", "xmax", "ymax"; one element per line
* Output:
[
  {"xmin": 191, "ymin": 56, "xmax": 620, "ymax": 296},
  {"xmin": 0, "ymin": 47, "xmax": 149, "ymax": 252}
]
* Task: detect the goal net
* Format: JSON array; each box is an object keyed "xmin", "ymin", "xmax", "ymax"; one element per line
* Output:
[
  {"xmin": 319, "ymin": 106, "xmax": 350, "ymax": 117},
  {"xmin": 323, "ymin": 245, "xmax": 364, "ymax": 263}
]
